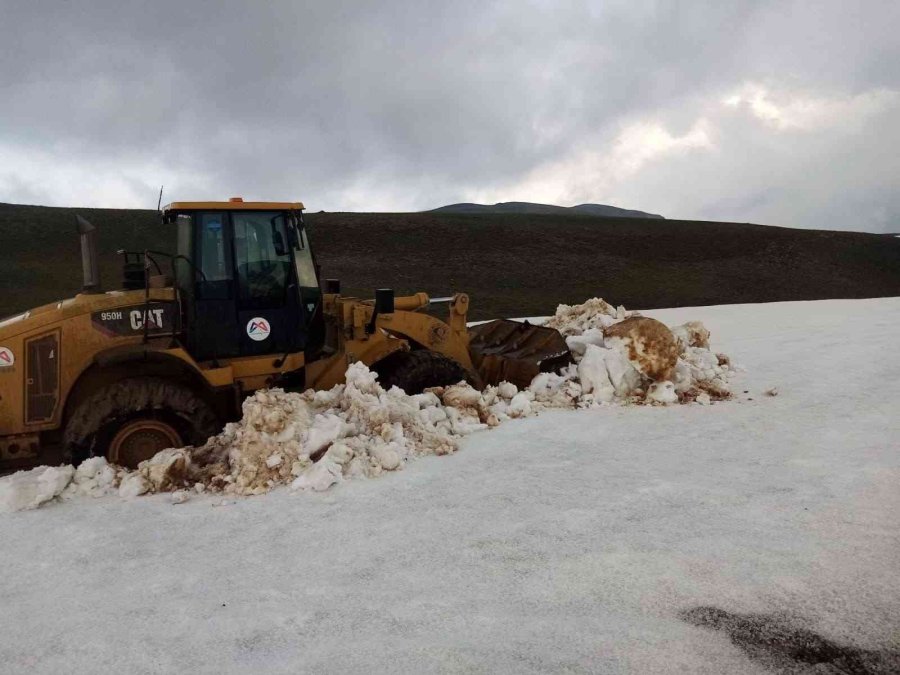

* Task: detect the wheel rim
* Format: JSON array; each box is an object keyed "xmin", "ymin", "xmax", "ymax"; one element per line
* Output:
[{"xmin": 108, "ymin": 419, "xmax": 182, "ymax": 468}]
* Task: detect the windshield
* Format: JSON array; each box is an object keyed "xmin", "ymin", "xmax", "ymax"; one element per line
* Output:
[{"xmin": 233, "ymin": 211, "xmax": 292, "ymax": 307}]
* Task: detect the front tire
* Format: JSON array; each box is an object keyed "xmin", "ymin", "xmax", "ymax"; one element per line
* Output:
[
  {"xmin": 63, "ymin": 377, "xmax": 220, "ymax": 469},
  {"xmin": 373, "ymin": 350, "xmax": 469, "ymax": 395}
]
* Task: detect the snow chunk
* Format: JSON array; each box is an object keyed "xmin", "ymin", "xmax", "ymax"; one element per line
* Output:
[
  {"xmin": 61, "ymin": 457, "xmax": 118, "ymax": 500},
  {"xmin": 603, "ymin": 317, "xmax": 680, "ymax": 381},
  {"xmin": 545, "ymin": 298, "xmax": 631, "ymax": 335},
  {"xmin": 292, "ymin": 442, "xmax": 353, "ymax": 492},
  {"xmin": 497, "ymin": 381, "xmax": 518, "ymax": 400},
  {"xmin": 507, "ymin": 392, "xmax": 533, "ymax": 418},
  {"xmin": 170, "ymin": 490, "xmax": 191, "ymax": 504},
  {"xmin": 528, "ymin": 366, "xmax": 582, "ymax": 407},
  {"xmin": 0, "ymin": 465, "xmax": 74, "ymax": 513},
  {"xmin": 118, "ymin": 473, "xmax": 150, "ymax": 499},
  {"xmin": 371, "ymin": 445, "xmax": 401, "ymax": 471},
  {"xmin": 577, "ymin": 345, "xmax": 616, "ymax": 401},
  {"xmin": 670, "ymin": 321, "xmax": 711, "ymax": 350},
  {"xmin": 138, "ymin": 448, "xmax": 191, "ymax": 492},
  {"xmin": 603, "ymin": 348, "xmax": 643, "ymax": 398},
  {"xmin": 647, "ymin": 381, "xmax": 678, "ymax": 405},
  {"xmin": 303, "ymin": 414, "xmax": 346, "ymax": 458},
  {"xmin": 565, "ymin": 328, "xmax": 606, "ymax": 358}
]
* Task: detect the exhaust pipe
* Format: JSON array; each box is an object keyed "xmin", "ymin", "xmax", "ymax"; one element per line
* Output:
[{"xmin": 76, "ymin": 215, "xmax": 101, "ymax": 293}]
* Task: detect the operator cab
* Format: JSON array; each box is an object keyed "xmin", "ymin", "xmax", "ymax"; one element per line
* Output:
[{"xmin": 162, "ymin": 198, "xmax": 323, "ymax": 363}]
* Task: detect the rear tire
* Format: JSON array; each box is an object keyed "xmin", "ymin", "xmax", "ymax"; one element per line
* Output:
[
  {"xmin": 373, "ymin": 350, "xmax": 469, "ymax": 395},
  {"xmin": 63, "ymin": 377, "xmax": 220, "ymax": 469}
]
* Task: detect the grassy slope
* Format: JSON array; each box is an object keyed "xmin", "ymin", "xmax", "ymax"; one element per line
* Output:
[{"xmin": 1, "ymin": 203, "xmax": 898, "ymax": 320}]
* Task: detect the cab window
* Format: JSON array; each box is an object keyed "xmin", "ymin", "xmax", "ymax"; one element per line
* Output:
[
  {"xmin": 291, "ymin": 217, "xmax": 319, "ymax": 288},
  {"xmin": 198, "ymin": 213, "xmax": 229, "ymax": 281},
  {"xmin": 233, "ymin": 211, "xmax": 292, "ymax": 307}
]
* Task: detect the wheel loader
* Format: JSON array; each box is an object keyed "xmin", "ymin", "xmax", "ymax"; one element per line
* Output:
[{"xmin": 0, "ymin": 198, "xmax": 570, "ymax": 471}]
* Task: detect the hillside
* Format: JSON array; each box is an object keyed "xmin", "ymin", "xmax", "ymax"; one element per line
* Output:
[
  {"xmin": 1, "ymin": 202, "xmax": 898, "ymax": 320},
  {"xmin": 429, "ymin": 201, "xmax": 664, "ymax": 218}
]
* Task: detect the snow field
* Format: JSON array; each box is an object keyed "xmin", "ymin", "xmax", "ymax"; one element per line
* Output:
[{"xmin": 0, "ymin": 298, "xmax": 896, "ymax": 674}]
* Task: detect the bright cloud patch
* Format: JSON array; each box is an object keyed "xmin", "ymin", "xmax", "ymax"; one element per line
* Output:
[
  {"xmin": 466, "ymin": 118, "xmax": 713, "ymax": 208},
  {"xmin": 454, "ymin": 79, "xmax": 899, "ymax": 231},
  {"xmin": 0, "ymin": 144, "xmax": 211, "ymax": 209},
  {"xmin": 722, "ymin": 83, "xmax": 900, "ymax": 132}
]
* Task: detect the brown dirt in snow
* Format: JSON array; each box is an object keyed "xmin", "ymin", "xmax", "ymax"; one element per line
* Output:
[
  {"xmin": 681, "ymin": 606, "xmax": 900, "ymax": 674},
  {"xmin": 603, "ymin": 316, "xmax": 680, "ymax": 381}
]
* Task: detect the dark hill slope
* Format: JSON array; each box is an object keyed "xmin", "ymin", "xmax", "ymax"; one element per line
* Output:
[
  {"xmin": 0, "ymin": 203, "xmax": 898, "ymax": 320},
  {"xmin": 0, "ymin": 202, "xmax": 166, "ymax": 318},
  {"xmin": 305, "ymin": 213, "xmax": 900, "ymax": 319}
]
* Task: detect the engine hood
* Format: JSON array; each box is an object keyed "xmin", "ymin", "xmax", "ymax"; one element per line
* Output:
[{"xmin": 0, "ymin": 290, "xmax": 175, "ymax": 341}]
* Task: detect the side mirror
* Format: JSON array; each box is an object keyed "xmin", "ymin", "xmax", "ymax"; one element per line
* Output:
[{"xmin": 272, "ymin": 230, "xmax": 287, "ymax": 256}]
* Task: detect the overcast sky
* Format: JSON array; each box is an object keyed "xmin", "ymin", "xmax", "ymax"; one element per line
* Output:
[{"xmin": 1, "ymin": 1, "xmax": 898, "ymax": 231}]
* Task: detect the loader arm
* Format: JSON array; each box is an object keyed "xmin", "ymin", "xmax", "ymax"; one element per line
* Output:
[
  {"xmin": 376, "ymin": 294, "xmax": 474, "ymax": 374},
  {"xmin": 305, "ymin": 292, "xmax": 475, "ymax": 391}
]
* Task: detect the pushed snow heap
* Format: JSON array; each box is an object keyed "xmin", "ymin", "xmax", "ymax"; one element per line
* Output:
[
  {"xmin": 186, "ymin": 362, "xmax": 485, "ymax": 496},
  {"xmin": 545, "ymin": 297, "xmax": 733, "ymax": 405},
  {"xmin": 0, "ymin": 298, "xmax": 736, "ymax": 511}
]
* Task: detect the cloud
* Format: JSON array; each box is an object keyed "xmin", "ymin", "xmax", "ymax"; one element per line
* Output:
[
  {"xmin": 466, "ymin": 81, "xmax": 900, "ymax": 231},
  {"xmin": 722, "ymin": 83, "xmax": 900, "ymax": 132},
  {"xmin": 0, "ymin": 146, "xmax": 208, "ymax": 210},
  {"xmin": 0, "ymin": 0, "xmax": 898, "ymax": 231},
  {"xmin": 463, "ymin": 118, "xmax": 714, "ymax": 207}
]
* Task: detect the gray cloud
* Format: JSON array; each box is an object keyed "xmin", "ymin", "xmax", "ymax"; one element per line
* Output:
[{"xmin": 1, "ymin": 0, "xmax": 898, "ymax": 231}]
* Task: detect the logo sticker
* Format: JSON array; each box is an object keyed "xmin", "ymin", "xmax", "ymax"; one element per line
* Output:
[
  {"xmin": 0, "ymin": 347, "xmax": 14, "ymax": 367},
  {"xmin": 91, "ymin": 303, "xmax": 174, "ymax": 337},
  {"xmin": 246, "ymin": 317, "xmax": 271, "ymax": 341}
]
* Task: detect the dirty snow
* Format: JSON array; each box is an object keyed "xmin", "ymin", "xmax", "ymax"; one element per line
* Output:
[
  {"xmin": 0, "ymin": 298, "xmax": 737, "ymax": 512},
  {"xmin": 0, "ymin": 298, "xmax": 898, "ymax": 673}
]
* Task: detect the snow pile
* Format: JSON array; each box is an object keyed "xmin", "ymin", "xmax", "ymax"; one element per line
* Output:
[
  {"xmin": 0, "ymin": 457, "xmax": 131, "ymax": 513},
  {"xmin": 541, "ymin": 297, "xmax": 735, "ymax": 405},
  {"xmin": 0, "ymin": 297, "xmax": 736, "ymax": 510},
  {"xmin": 0, "ymin": 366, "xmax": 518, "ymax": 510},
  {"xmin": 207, "ymin": 364, "xmax": 529, "ymax": 495}
]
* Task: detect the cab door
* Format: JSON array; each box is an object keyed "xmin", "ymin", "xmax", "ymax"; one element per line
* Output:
[
  {"xmin": 184, "ymin": 211, "xmax": 241, "ymax": 360},
  {"xmin": 232, "ymin": 211, "xmax": 301, "ymax": 357}
]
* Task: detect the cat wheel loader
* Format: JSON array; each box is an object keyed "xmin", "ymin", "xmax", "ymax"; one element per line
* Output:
[{"xmin": 0, "ymin": 198, "xmax": 570, "ymax": 471}]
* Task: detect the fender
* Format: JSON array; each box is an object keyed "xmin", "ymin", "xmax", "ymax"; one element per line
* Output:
[{"xmin": 63, "ymin": 343, "xmax": 231, "ymax": 426}]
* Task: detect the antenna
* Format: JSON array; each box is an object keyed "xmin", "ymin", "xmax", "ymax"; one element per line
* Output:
[{"xmin": 157, "ymin": 185, "xmax": 164, "ymax": 212}]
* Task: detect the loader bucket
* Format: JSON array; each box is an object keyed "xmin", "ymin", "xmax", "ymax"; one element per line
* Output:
[{"xmin": 467, "ymin": 319, "xmax": 573, "ymax": 389}]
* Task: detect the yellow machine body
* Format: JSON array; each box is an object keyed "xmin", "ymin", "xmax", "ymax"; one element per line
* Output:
[{"xmin": 0, "ymin": 283, "xmax": 473, "ymax": 469}]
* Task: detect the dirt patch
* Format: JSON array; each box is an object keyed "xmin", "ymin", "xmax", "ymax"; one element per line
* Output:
[
  {"xmin": 681, "ymin": 605, "xmax": 900, "ymax": 674},
  {"xmin": 603, "ymin": 316, "xmax": 680, "ymax": 381}
]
